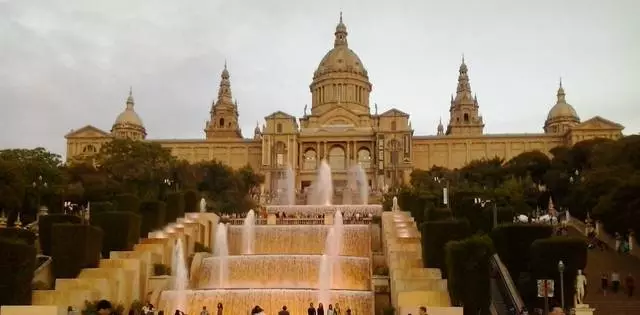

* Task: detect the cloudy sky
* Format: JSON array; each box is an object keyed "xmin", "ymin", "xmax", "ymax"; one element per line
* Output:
[{"xmin": 1, "ymin": 0, "xmax": 638, "ymax": 156}]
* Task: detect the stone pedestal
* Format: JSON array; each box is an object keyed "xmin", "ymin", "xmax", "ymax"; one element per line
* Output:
[{"xmin": 572, "ymin": 304, "xmax": 595, "ymax": 315}]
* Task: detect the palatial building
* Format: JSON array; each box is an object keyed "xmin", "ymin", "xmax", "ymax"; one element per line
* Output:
[{"xmin": 65, "ymin": 15, "xmax": 624, "ymax": 192}]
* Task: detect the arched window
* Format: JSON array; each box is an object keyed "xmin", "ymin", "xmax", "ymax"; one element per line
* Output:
[
  {"xmin": 275, "ymin": 141, "xmax": 287, "ymax": 166},
  {"xmin": 388, "ymin": 140, "xmax": 401, "ymax": 165},
  {"xmin": 276, "ymin": 123, "xmax": 283, "ymax": 133},
  {"xmin": 357, "ymin": 148, "xmax": 372, "ymax": 169},
  {"xmin": 391, "ymin": 121, "xmax": 397, "ymax": 131},
  {"xmin": 303, "ymin": 149, "xmax": 317, "ymax": 170},
  {"xmin": 219, "ymin": 118, "xmax": 225, "ymax": 127},
  {"xmin": 328, "ymin": 146, "xmax": 346, "ymax": 170},
  {"xmin": 463, "ymin": 113, "xmax": 469, "ymax": 122}
]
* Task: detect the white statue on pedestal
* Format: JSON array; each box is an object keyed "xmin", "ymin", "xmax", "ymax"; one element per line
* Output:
[
  {"xmin": 392, "ymin": 196, "xmax": 399, "ymax": 211},
  {"xmin": 575, "ymin": 269, "xmax": 587, "ymax": 305},
  {"xmin": 199, "ymin": 197, "xmax": 207, "ymax": 213}
]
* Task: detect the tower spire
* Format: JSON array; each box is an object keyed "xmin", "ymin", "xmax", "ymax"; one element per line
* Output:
[
  {"xmin": 126, "ymin": 87, "xmax": 134, "ymax": 109},
  {"xmin": 334, "ymin": 12, "xmax": 348, "ymax": 47},
  {"xmin": 217, "ymin": 62, "xmax": 233, "ymax": 107},
  {"xmin": 557, "ymin": 78, "xmax": 566, "ymax": 103}
]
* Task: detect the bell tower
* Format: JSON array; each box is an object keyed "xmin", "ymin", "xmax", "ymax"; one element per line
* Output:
[
  {"xmin": 446, "ymin": 57, "xmax": 484, "ymax": 136},
  {"xmin": 205, "ymin": 62, "xmax": 243, "ymax": 139}
]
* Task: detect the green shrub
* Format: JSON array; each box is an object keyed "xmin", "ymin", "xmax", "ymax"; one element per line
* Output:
[
  {"xmin": 165, "ymin": 192, "xmax": 185, "ymax": 224},
  {"xmin": 420, "ymin": 219, "xmax": 472, "ymax": 271},
  {"xmin": 51, "ymin": 224, "xmax": 103, "ymax": 278},
  {"xmin": 114, "ymin": 193, "xmax": 140, "ymax": 213},
  {"xmin": 90, "ymin": 201, "xmax": 117, "ymax": 216},
  {"xmin": 490, "ymin": 223, "xmax": 553, "ymax": 279},
  {"xmin": 424, "ymin": 207, "xmax": 452, "ymax": 222},
  {"xmin": 530, "ymin": 237, "xmax": 587, "ymax": 310},
  {"xmin": 183, "ymin": 190, "xmax": 200, "ymax": 213},
  {"xmin": 91, "ymin": 212, "xmax": 141, "ymax": 258},
  {"xmin": 0, "ymin": 227, "xmax": 37, "ymax": 246},
  {"xmin": 38, "ymin": 214, "xmax": 82, "ymax": 255},
  {"xmin": 139, "ymin": 200, "xmax": 167, "ymax": 237},
  {"xmin": 445, "ymin": 235, "xmax": 494, "ymax": 315},
  {"xmin": 0, "ymin": 237, "xmax": 36, "ymax": 305}
]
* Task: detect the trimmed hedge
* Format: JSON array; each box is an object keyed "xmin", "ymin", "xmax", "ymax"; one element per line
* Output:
[
  {"xmin": 420, "ymin": 219, "xmax": 472, "ymax": 270},
  {"xmin": 424, "ymin": 207, "xmax": 452, "ymax": 222},
  {"xmin": 139, "ymin": 200, "xmax": 167, "ymax": 237},
  {"xmin": 114, "ymin": 193, "xmax": 140, "ymax": 213},
  {"xmin": 446, "ymin": 235, "xmax": 494, "ymax": 315},
  {"xmin": 530, "ymin": 237, "xmax": 588, "ymax": 310},
  {"xmin": 51, "ymin": 224, "xmax": 103, "ymax": 278},
  {"xmin": 165, "ymin": 192, "xmax": 185, "ymax": 224},
  {"xmin": 0, "ymin": 228, "xmax": 37, "ymax": 246},
  {"xmin": 91, "ymin": 212, "xmax": 141, "ymax": 257},
  {"xmin": 183, "ymin": 190, "xmax": 200, "ymax": 213},
  {"xmin": 490, "ymin": 223, "xmax": 553, "ymax": 279},
  {"xmin": 0, "ymin": 237, "xmax": 36, "ymax": 305},
  {"xmin": 91, "ymin": 201, "xmax": 117, "ymax": 216},
  {"xmin": 38, "ymin": 214, "xmax": 82, "ymax": 256}
]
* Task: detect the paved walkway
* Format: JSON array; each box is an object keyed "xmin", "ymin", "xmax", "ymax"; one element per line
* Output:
[{"xmin": 567, "ymin": 227, "xmax": 640, "ymax": 314}]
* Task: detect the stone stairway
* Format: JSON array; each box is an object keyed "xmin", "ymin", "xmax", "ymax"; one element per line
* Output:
[{"xmin": 567, "ymin": 227, "xmax": 640, "ymax": 315}]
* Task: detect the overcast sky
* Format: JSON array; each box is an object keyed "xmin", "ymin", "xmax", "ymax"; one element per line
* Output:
[{"xmin": 1, "ymin": 0, "xmax": 639, "ymax": 156}]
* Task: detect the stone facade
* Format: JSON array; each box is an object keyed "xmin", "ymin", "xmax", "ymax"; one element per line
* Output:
[{"xmin": 65, "ymin": 15, "xmax": 624, "ymax": 193}]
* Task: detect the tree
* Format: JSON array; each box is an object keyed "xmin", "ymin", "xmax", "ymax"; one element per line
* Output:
[
  {"xmin": 198, "ymin": 161, "xmax": 264, "ymax": 214},
  {"xmin": 96, "ymin": 139, "xmax": 175, "ymax": 199},
  {"xmin": 0, "ymin": 159, "xmax": 26, "ymax": 214},
  {"xmin": 504, "ymin": 150, "xmax": 551, "ymax": 184}
]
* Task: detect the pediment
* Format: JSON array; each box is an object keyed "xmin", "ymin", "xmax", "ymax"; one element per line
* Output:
[
  {"xmin": 265, "ymin": 111, "xmax": 295, "ymax": 120},
  {"xmin": 379, "ymin": 108, "xmax": 409, "ymax": 118},
  {"xmin": 573, "ymin": 116, "xmax": 624, "ymax": 131},
  {"xmin": 65, "ymin": 125, "xmax": 111, "ymax": 139},
  {"xmin": 318, "ymin": 105, "xmax": 360, "ymax": 126}
]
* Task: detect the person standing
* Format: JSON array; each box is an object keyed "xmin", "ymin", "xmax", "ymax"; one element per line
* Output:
[
  {"xmin": 612, "ymin": 271, "xmax": 621, "ymax": 293},
  {"xmin": 333, "ymin": 303, "xmax": 341, "ymax": 315},
  {"xmin": 308, "ymin": 303, "xmax": 317, "ymax": 315},
  {"xmin": 317, "ymin": 303, "xmax": 325, "ymax": 315},
  {"xmin": 278, "ymin": 306, "xmax": 290, "ymax": 315},
  {"xmin": 626, "ymin": 273, "xmax": 635, "ymax": 297},
  {"xmin": 327, "ymin": 304, "xmax": 334, "ymax": 315},
  {"xmin": 601, "ymin": 273, "xmax": 609, "ymax": 295},
  {"xmin": 419, "ymin": 306, "xmax": 429, "ymax": 315}
]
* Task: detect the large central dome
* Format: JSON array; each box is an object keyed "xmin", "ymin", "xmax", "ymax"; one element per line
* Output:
[{"xmin": 310, "ymin": 14, "xmax": 372, "ymax": 116}]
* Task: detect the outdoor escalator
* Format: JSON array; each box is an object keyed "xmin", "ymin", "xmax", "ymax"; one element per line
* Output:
[{"xmin": 490, "ymin": 254, "xmax": 525, "ymax": 315}]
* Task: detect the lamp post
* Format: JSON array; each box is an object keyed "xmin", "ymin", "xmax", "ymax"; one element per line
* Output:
[
  {"xmin": 32, "ymin": 175, "xmax": 48, "ymax": 219},
  {"xmin": 558, "ymin": 260, "xmax": 566, "ymax": 310},
  {"xmin": 434, "ymin": 176, "xmax": 450, "ymax": 210}
]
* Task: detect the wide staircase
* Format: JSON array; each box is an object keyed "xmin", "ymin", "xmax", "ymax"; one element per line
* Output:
[{"xmin": 567, "ymin": 220, "xmax": 640, "ymax": 315}]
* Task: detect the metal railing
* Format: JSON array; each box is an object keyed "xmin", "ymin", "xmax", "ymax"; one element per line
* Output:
[
  {"xmin": 225, "ymin": 217, "xmax": 373, "ymax": 225},
  {"xmin": 491, "ymin": 253, "xmax": 525, "ymax": 313}
]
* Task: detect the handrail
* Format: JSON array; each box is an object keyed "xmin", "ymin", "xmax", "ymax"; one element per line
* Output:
[
  {"xmin": 491, "ymin": 253, "xmax": 525, "ymax": 312},
  {"xmin": 567, "ymin": 217, "xmax": 640, "ymax": 260}
]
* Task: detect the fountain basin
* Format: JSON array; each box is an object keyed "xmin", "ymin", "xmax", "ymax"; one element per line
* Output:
[
  {"xmin": 196, "ymin": 255, "xmax": 371, "ymax": 290},
  {"xmin": 159, "ymin": 289, "xmax": 373, "ymax": 315},
  {"xmin": 265, "ymin": 204, "xmax": 382, "ymax": 216},
  {"xmin": 227, "ymin": 225, "xmax": 371, "ymax": 256}
]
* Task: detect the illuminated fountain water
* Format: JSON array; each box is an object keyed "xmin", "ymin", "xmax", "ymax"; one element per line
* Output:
[
  {"xmin": 318, "ymin": 210, "xmax": 344, "ymax": 305},
  {"xmin": 212, "ymin": 222, "xmax": 229, "ymax": 288},
  {"xmin": 310, "ymin": 160, "xmax": 334, "ymax": 206},
  {"xmin": 279, "ymin": 165, "xmax": 296, "ymax": 205},
  {"xmin": 171, "ymin": 238, "xmax": 188, "ymax": 312},
  {"xmin": 353, "ymin": 164, "xmax": 369, "ymax": 205},
  {"xmin": 242, "ymin": 209, "xmax": 256, "ymax": 255}
]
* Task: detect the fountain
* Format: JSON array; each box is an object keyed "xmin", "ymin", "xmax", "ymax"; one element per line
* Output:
[
  {"xmin": 280, "ymin": 166, "xmax": 295, "ymax": 205},
  {"xmin": 352, "ymin": 164, "xmax": 369, "ymax": 205},
  {"xmin": 171, "ymin": 238, "xmax": 188, "ymax": 312},
  {"xmin": 212, "ymin": 223, "xmax": 229, "ymax": 288},
  {"xmin": 310, "ymin": 160, "xmax": 334, "ymax": 206},
  {"xmin": 242, "ymin": 209, "xmax": 256, "ymax": 255},
  {"xmin": 318, "ymin": 210, "xmax": 345, "ymax": 305}
]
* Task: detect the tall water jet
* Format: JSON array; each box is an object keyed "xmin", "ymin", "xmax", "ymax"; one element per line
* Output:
[
  {"xmin": 171, "ymin": 238, "xmax": 188, "ymax": 312},
  {"xmin": 353, "ymin": 164, "xmax": 369, "ymax": 205},
  {"xmin": 242, "ymin": 209, "xmax": 256, "ymax": 254},
  {"xmin": 312, "ymin": 160, "xmax": 333, "ymax": 206},
  {"xmin": 318, "ymin": 210, "xmax": 344, "ymax": 304},
  {"xmin": 281, "ymin": 166, "xmax": 295, "ymax": 205},
  {"xmin": 317, "ymin": 254, "xmax": 332, "ymax": 306},
  {"xmin": 213, "ymin": 222, "xmax": 229, "ymax": 288}
]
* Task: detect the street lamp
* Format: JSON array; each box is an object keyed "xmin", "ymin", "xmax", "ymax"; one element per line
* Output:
[
  {"xmin": 558, "ymin": 260, "xmax": 566, "ymax": 310},
  {"xmin": 434, "ymin": 176, "xmax": 451, "ymax": 210},
  {"xmin": 32, "ymin": 175, "xmax": 48, "ymax": 219}
]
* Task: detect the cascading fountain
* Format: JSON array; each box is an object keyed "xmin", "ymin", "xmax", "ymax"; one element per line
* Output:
[
  {"xmin": 353, "ymin": 164, "xmax": 369, "ymax": 205},
  {"xmin": 212, "ymin": 222, "xmax": 229, "ymax": 288},
  {"xmin": 283, "ymin": 166, "xmax": 296, "ymax": 205},
  {"xmin": 242, "ymin": 209, "xmax": 256, "ymax": 255},
  {"xmin": 310, "ymin": 160, "xmax": 333, "ymax": 206},
  {"xmin": 171, "ymin": 238, "xmax": 188, "ymax": 312}
]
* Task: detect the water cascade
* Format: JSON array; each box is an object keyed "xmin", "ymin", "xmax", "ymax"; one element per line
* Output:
[
  {"xmin": 318, "ymin": 210, "xmax": 344, "ymax": 305},
  {"xmin": 213, "ymin": 222, "xmax": 229, "ymax": 288},
  {"xmin": 242, "ymin": 209, "xmax": 256, "ymax": 255},
  {"xmin": 171, "ymin": 238, "xmax": 188, "ymax": 312}
]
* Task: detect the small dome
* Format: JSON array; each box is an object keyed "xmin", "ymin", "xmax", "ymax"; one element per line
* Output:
[{"xmin": 114, "ymin": 108, "xmax": 144, "ymax": 127}]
